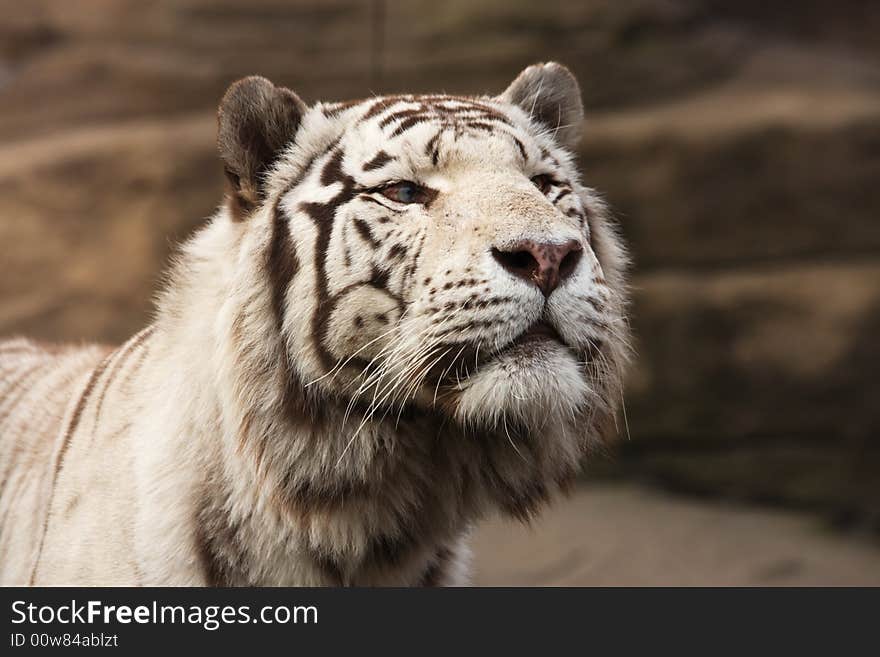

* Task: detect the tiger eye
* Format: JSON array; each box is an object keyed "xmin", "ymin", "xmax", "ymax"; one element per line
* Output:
[
  {"xmin": 381, "ymin": 181, "xmax": 426, "ymax": 204},
  {"xmin": 530, "ymin": 174, "xmax": 554, "ymax": 195}
]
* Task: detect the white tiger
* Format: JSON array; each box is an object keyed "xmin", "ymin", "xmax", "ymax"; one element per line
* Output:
[{"xmin": 0, "ymin": 62, "xmax": 630, "ymax": 586}]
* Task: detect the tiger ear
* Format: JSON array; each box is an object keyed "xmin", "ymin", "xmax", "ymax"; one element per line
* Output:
[
  {"xmin": 217, "ymin": 76, "xmax": 307, "ymax": 218},
  {"xmin": 499, "ymin": 62, "xmax": 584, "ymax": 149}
]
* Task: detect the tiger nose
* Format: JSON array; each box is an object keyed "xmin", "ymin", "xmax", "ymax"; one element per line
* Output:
[{"xmin": 491, "ymin": 239, "xmax": 583, "ymax": 297}]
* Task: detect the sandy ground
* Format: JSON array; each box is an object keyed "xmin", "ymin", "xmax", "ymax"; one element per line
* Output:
[{"xmin": 472, "ymin": 483, "xmax": 880, "ymax": 586}]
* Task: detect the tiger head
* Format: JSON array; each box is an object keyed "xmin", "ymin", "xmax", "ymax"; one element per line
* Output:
[{"xmin": 217, "ymin": 63, "xmax": 629, "ymax": 445}]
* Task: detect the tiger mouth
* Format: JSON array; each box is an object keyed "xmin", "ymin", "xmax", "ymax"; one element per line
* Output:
[
  {"xmin": 407, "ymin": 316, "xmax": 609, "ymax": 398},
  {"xmin": 426, "ymin": 320, "xmax": 572, "ymax": 384},
  {"xmin": 479, "ymin": 319, "xmax": 604, "ymax": 370},
  {"xmin": 512, "ymin": 320, "xmax": 563, "ymax": 346}
]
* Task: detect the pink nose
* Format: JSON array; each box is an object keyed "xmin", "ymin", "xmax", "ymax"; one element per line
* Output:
[{"xmin": 492, "ymin": 239, "xmax": 583, "ymax": 297}]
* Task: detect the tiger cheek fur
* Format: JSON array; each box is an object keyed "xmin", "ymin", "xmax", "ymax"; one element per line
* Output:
[{"xmin": 0, "ymin": 63, "xmax": 630, "ymax": 586}]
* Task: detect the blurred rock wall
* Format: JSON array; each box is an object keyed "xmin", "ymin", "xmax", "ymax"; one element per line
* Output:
[{"xmin": 1, "ymin": 1, "xmax": 878, "ymax": 523}]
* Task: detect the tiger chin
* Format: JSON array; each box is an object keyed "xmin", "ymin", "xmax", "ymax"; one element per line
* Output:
[{"xmin": 0, "ymin": 62, "xmax": 630, "ymax": 586}]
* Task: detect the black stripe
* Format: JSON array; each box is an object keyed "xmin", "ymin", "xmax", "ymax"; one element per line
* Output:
[
  {"xmin": 361, "ymin": 96, "xmax": 408, "ymax": 122},
  {"xmin": 362, "ymin": 150, "xmax": 395, "ymax": 171},
  {"xmin": 267, "ymin": 202, "xmax": 300, "ymax": 333},
  {"xmin": 353, "ymin": 217, "xmax": 380, "ymax": 248},
  {"xmin": 301, "ymin": 149, "xmax": 359, "ymax": 371},
  {"xmin": 513, "ymin": 136, "xmax": 528, "ymax": 161},
  {"xmin": 554, "ymin": 188, "xmax": 572, "ymax": 202},
  {"xmin": 390, "ymin": 115, "xmax": 431, "ymax": 138},
  {"xmin": 380, "ymin": 107, "xmax": 426, "ymax": 129},
  {"xmin": 425, "ymin": 130, "xmax": 441, "ymax": 166}
]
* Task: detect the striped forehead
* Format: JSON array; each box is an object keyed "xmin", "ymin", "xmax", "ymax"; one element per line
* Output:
[
  {"xmin": 321, "ymin": 94, "xmax": 532, "ymax": 169},
  {"xmin": 359, "ymin": 95, "xmax": 514, "ymax": 133}
]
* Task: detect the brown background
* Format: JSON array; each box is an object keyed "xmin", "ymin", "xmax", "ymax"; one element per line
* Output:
[{"xmin": 2, "ymin": 1, "xmax": 879, "ymax": 583}]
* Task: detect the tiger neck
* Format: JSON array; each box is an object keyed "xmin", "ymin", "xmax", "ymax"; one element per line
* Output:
[{"xmin": 197, "ymin": 397, "xmax": 474, "ymax": 586}]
